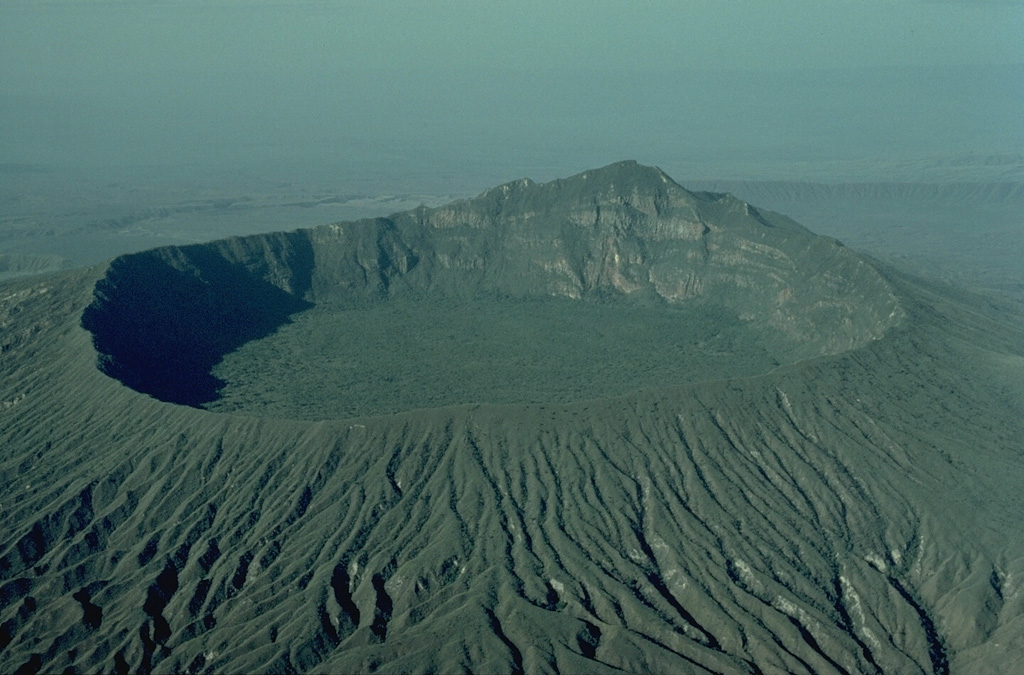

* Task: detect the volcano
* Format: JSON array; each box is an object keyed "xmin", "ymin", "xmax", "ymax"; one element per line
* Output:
[{"xmin": 1, "ymin": 161, "xmax": 1022, "ymax": 674}]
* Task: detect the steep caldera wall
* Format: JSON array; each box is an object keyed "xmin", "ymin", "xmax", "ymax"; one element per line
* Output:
[
  {"xmin": 81, "ymin": 232, "xmax": 315, "ymax": 405},
  {"xmin": 82, "ymin": 161, "xmax": 905, "ymax": 408}
]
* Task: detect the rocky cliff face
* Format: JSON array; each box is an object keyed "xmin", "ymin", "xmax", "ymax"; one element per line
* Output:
[
  {"xmin": 83, "ymin": 161, "xmax": 904, "ymax": 407},
  {"xmin": 2, "ymin": 163, "xmax": 1022, "ymax": 674},
  {"xmin": 311, "ymin": 161, "xmax": 904, "ymax": 343}
]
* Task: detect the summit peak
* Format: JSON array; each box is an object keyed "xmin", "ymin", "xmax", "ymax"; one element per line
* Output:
[
  {"xmin": 469, "ymin": 161, "xmax": 696, "ymax": 216},
  {"xmin": 565, "ymin": 160, "xmax": 679, "ymax": 190}
]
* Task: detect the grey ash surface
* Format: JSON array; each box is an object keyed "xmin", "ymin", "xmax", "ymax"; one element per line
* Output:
[{"xmin": 1, "ymin": 162, "xmax": 1022, "ymax": 674}]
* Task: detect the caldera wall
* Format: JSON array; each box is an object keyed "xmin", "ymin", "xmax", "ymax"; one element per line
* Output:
[
  {"xmin": 81, "ymin": 232, "xmax": 316, "ymax": 406},
  {"xmin": 81, "ymin": 163, "xmax": 905, "ymax": 410}
]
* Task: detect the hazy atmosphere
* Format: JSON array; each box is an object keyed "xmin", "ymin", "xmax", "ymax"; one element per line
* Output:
[
  {"xmin": 2, "ymin": 3, "xmax": 1024, "ymax": 674},
  {"xmin": 2, "ymin": 0, "xmax": 1022, "ymax": 188},
  {"xmin": 3, "ymin": 0, "xmax": 1021, "ymax": 288}
]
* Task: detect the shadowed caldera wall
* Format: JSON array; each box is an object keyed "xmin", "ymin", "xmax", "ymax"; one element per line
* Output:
[
  {"xmin": 81, "ymin": 233, "xmax": 315, "ymax": 406},
  {"xmin": 80, "ymin": 163, "xmax": 904, "ymax": 410}
]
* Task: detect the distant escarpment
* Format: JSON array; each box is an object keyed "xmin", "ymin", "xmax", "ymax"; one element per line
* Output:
[{"xmin": 82, "ymin": 161, "xmax": 904, "ymax": 410}]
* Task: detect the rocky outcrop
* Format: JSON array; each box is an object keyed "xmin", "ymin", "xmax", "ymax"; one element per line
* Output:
[
  {"xmin": 0, "ymin": 164, "xmax": 1021, "ymax": 674},
  {"xmin": 81, "ymin": 161, "xmax": 904, "ymax": 407}
]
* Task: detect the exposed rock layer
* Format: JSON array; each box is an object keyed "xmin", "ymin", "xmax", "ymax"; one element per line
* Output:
[
  {"xmin": 82, "ymin": 161, "xmax": 903, "ymax": 408},
  {"xmin": 0, "ymin": 163, "xmax": 1021, "ymax": 674}
]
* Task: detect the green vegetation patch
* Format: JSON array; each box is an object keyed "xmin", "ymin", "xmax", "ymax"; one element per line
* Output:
[{"xmin": 206, "ymin": 296, "xmax": 798, "ymax": 419}]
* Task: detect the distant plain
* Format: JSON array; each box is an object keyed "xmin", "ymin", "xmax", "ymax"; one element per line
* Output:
[
  {"xmin": 4, "ymin": 156, "xmax": 1021, "ymax": 302},
  {"xmin": 1, "ymin": 158, "xmax": 1023, "ymax": 673},
  {"xmin": 2, "ymin": 2, "xmax": 1023, "ymax": 669}
]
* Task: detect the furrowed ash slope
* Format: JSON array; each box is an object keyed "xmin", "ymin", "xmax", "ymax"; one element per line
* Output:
[{"xmin": 0, "ymin": 162, "xmax": 1021, "ymax": 674}]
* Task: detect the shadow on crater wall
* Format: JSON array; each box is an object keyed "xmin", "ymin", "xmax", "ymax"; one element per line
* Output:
[
  {"xmin": 81, "ymin": 232, "xmax": 315, "ymax": 407},
  {"xmin": 79, "ymin": 163, "xmax": 907, "ymax": 411}
]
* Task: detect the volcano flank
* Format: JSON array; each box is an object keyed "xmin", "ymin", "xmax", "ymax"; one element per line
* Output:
[
  {"xmin": 80, "ymin": 161, "xmax": 902, "ymax": 418},
  {"xmin": 1, "ymin": 162, "xmax": 1022, "ymax": 673}
]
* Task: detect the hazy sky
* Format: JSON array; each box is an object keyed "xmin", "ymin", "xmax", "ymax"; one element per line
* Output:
[
  {"xmin": 3, "ymin": 1, "xmax": 1021, "ymax": 79},
  {"xmin": 2, "ymin": 1, "xmax": 1022, "ymax": 185}
]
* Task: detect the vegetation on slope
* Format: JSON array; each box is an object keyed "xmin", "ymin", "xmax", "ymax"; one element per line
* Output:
[
  {"xmin": 81, "ymin": 161, "xmax": 903, "ymax": 413},
  {"xmin": 0, "ymin": 163, "xmax": 1021, "ymax": 673}
]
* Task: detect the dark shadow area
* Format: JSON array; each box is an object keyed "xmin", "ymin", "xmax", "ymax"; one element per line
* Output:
[{"xmin": 81, "ymin": 234, "xmax": 315, "ymax": 407}]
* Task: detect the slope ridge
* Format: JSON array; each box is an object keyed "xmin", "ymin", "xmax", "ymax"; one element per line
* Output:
[
  {"xmin": 0, "ymin": 165, "xmax": 1021, "ymax": 674},
  {"xmin": 0, "ymin": 268, "xmax": 1021, "ymax": 674},
  {"xmin": 82, "ymin": 162, "xmax": 904, "ymax": 414}
]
